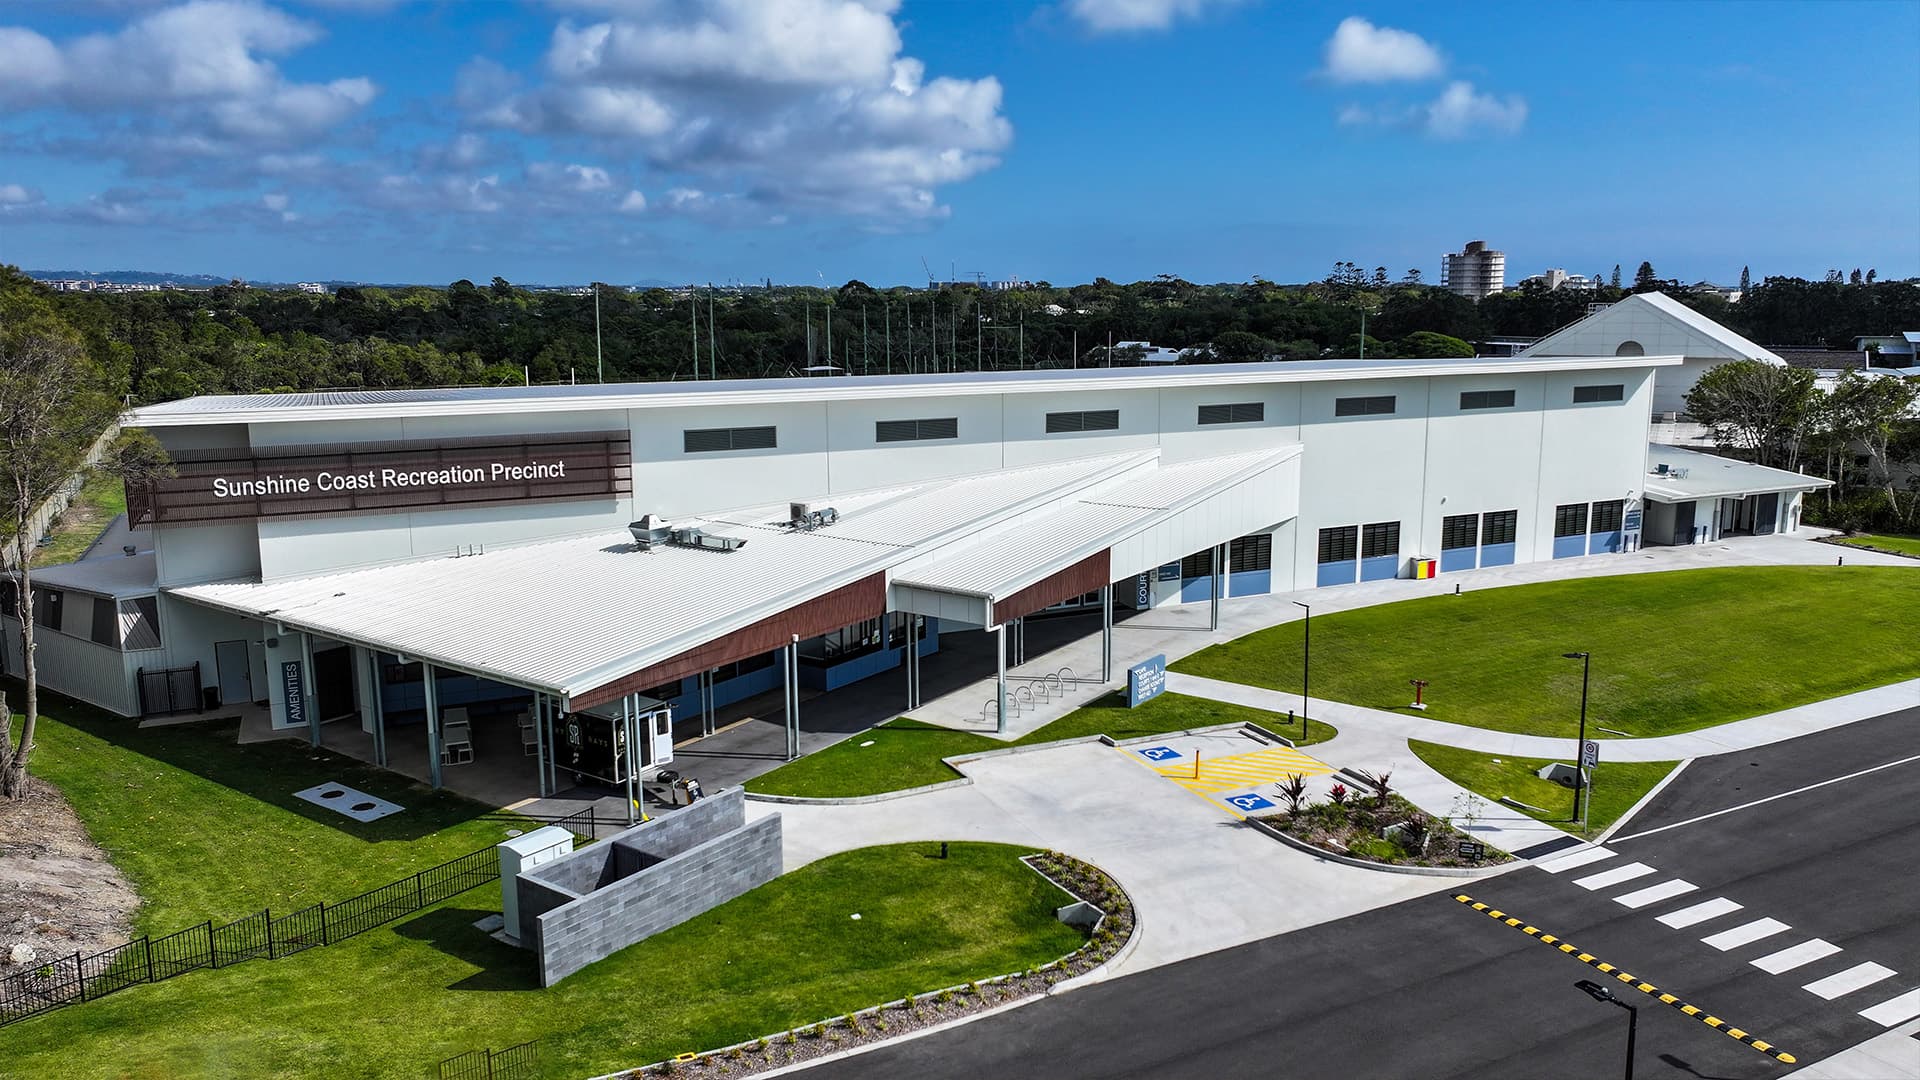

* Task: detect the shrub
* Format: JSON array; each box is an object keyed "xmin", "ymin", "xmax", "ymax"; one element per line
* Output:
[
  {"xmin": 1328, "ymin": 782, "xmax": 1350, "ymax": 806},
  {"xmin": 1276, "ymin": 772, "xmax": 1308, "ymax": 815}
]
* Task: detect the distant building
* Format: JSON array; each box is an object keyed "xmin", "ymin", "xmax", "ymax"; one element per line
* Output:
[
  {"xmin": 1516, "ymin": 268, "xmax": 1597, "ymax": 293},
  {"xmin": 1685, "ymin": 280, "xmax": 1743, "ymax": 304},
  {"xmin": 1854, "ymin": 333, "xmax": 1920, "ymax": 369},
  {"xmin": 295, "ymin": 282, "xmax": 327, "ymax": 295},
  {"xmin": 1441, "ymin": 241, "xmax": 1505, "ymax": 301}
]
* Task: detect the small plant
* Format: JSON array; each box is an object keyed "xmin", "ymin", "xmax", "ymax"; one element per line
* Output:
[
  {"xmin": 1328, "ymin": 782, "xmax": 1349, "ymax": 806},
  {"xmin": 729, "ymin": 1045, "xmax": 744, "ymax": 1060},
  {"xmin": 902, "ymin": 992, "xmax": 916, "ymax": 1009},
  {"xmin": 874, "ymin": 1016, "xmax": 889, "ymax": 1032},
  {"xmin": 937, "ymin": 988, "xmax": 955, "ymax": 1005},
  {"xmin": 755, "ymin": 1037, "xmax": 768, "ymax": 1052},
  {"xmin": 658, "ymin": 1059, "xmax": 675, "ymax": 1076},
  {"xmin": 784, "ymin": 1030, "xmax": 798, "ymax": 1045},
  {"xmin": 847, "ymin": 1013, "xmax": 865, "ymax": 1035},
  {"xmin": 967, "ymin": 980, "xmax": 983, "ymax": 997},
  {"xmin": 1276, "ymin": 772, "xmax": 1308, "ymax": 815},
  {"xmin": 809, "ymin": 1023, "xmax": 826, "ymax": 1039}
]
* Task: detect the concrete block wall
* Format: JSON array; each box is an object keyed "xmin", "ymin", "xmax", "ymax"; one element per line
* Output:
[{"xmin": 519, "ymin": 788, "xmax": 782, "ymax": 987}]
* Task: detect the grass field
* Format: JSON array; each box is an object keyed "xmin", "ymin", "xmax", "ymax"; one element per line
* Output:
[
  {"xmin": 28, "ymin": 472, "xmax": 126, "ymax": 568},
  {"xmin": 1170, "ymin": 566, "xmax": 1920, "ymax": 738},
  {"xmin": 746, "ymin": 691, "xmax": 1332, "ymax": 799},
  {"xmin": 1831, "ymin": 533, "xmax": 1920, "ymax": 558},
  {"xmin": 9, "ymin": 684, "xmax": 519, "ymax": 932},
  {"xmin": 6, "ymin": 842, "xmax": 1081, "ymax": 1080},
  {"xmin": 1408, "ymin": 740, "xmax": 1678, "ymax": 838}
]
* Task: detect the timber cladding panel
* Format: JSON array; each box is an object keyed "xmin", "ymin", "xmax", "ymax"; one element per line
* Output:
[
  {"xmin": 990, "ymin": 550, "xmax": 1111, "ymax": 625},
  {"xmin": 572, "ymin": 572, "xmax": 886, "ymax": 710},
  {"xmin": 128, "ymin": 431, "xmax": 632, "ymax": 526}
]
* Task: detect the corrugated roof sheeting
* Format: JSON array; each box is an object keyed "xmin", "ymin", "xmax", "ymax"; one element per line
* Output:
[{"xmin": 1643, "ymin": 443, "xmax": 1831, "ymax": 501}]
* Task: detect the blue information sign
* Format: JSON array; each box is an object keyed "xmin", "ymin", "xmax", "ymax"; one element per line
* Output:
[
  {"xmin": 281, "ymin": 660, "xmax": 306, "ymax": 727},
  {"xmin": 1157, "ymin": 563, "xmax": 1181, "ymax": 582},
  {"xmin": 1135, "ymin": 573, "xmax": 1151, "ymax": 608},
  {"xmin": 1225, "ymin": 793, "xmax": 1275, "ymax": 812},
  {"xmin": 1138, "ymin": 745, "xmax": 1181, "ymax": 762},
  {"xmin": 1127, "ymin": 654, "xmax": 1168, "ymax": 707}
]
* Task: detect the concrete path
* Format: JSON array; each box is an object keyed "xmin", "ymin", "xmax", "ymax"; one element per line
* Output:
[{"xmin": 753, "ymin": 739, "xmax": 1452, "ymax": 974}]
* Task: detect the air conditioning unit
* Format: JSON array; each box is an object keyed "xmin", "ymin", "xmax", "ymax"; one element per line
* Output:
[{"xmin": 670, "ymin": 526, "xmax": 748, "ymax": 552}]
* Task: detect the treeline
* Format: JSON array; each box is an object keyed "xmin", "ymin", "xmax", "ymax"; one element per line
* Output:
[{"xmin": 6, "ymin": 266, "xmax": 1916, "ymax": 406}]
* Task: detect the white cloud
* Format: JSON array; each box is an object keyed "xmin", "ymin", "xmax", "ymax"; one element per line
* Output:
[
  {"xmin": 1424, "ymin": 80, "xmax": 1526, "ymax": 137},
  {"xmin": 0, "ymin": 183, "xmax": 43, "ymax": 205},
  {"xmin": 261, "ymin": 191, "xmax": 288, "ymax": 211},
  {"xmin": 1067, "ymin": 0, "xmax": 1237, "ymax": 33},
  {"xmin": 464, "ymin": 0, "xmax": 1011, "ymax": 221},
  {"xmin": 528, "ymin": 161, "xmax": 615, "ymax": 192},
  {"xmin": 618, "ymin": 189, "xmax": 646, "ymax": 213},
  {"xmin": 1323, "ymin": 16, "xmax": 1443, "ymax": 83}
]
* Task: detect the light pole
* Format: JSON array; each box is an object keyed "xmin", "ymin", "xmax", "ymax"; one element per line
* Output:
[
  {"xmin": 1562, "ymin": 651, "xmax": 1591, "ymax": 826},
  {"xmin": 1293, "ymin": 601, "xmax": 1311, "ymax": 741},
  {"xmin": 1575, "ymin": 979, "xmax": 1637, "ymax": 1080}
]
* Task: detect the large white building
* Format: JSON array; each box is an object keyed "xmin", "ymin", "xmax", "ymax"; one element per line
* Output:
[
  {"xmin": 1522, "ymin": 291, "xmax": 1787, "ymax": 419},
  {"xmin": 2, "ymin": 351, "xmax": 1828, "ymax": 805},
  {"xmin": 1442, "ymin": 240, "xmax": 1506, "ymax": 300}
]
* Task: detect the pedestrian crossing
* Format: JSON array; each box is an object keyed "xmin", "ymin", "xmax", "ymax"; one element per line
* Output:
[{"xmin": 1534, "ymin": 844, "xmax": 1920, "ymax": 1031}]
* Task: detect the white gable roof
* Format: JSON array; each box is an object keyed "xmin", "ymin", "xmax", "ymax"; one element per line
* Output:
[{"xmin": 1522, "ymin": 292, "xmax": 1784, "ymax": 365}]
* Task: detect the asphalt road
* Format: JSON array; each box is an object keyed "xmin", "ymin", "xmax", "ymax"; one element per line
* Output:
[{"xmin": 797, "ymin": 707, "xmax": 1920, "ymax": 1080}]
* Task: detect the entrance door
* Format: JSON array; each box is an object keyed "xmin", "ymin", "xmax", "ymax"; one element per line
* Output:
[
  {"xmin": 312, "ymin": 646, "xmax": 356, "ymax": 721},
  {"xmin": 1754, "ymin": 493, "xmax": 1779, "ymax": 535},
  {"xmin": 648, "ymin": 709, "xmax": 674, "ymax": 769},
  {"xmin": 1671, "ymin": 500, "xmax": 1696, "ymax": 546},
  {"xmin": 214, "ymin": 640, "xmax": 253, "ymax": 707}
]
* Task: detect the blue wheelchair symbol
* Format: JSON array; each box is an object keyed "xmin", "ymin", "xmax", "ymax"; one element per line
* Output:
[
  {"xmin": 1139, "ymin": 746, "xmax": 1181, "ymax": 762},
  {"xmin": 1226, "ymin": 793, "xmax": 1275, "ymax": 812}
]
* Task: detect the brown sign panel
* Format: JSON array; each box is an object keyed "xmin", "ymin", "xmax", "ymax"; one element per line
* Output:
[{"xmin": 129, "ymin": 432, "xmax": 633, "ymax": 526}]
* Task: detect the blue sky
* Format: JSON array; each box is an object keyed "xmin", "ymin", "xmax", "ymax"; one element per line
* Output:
[{"xmin": 1, "ymin": 0, "xmax": 1915, "ymax": 287}]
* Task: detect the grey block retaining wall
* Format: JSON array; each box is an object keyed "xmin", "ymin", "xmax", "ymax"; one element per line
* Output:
[{"xmin": 517, "ymin": 788, "xmax": 783, "ymax": 987}]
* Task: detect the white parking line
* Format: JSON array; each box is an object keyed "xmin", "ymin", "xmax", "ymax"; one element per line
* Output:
[
  {"xmin": 1613, "ymin": 879, "xmax": 1697, "ymax": 909},
  {"xmin": 1657, "ymin": 897, "xmax": 1744, "ymax": 929},
  {"xmin": 1858, "ymin": 988, "xmax": 1920, "ymax": 1027},
  {"xmin": 1702, "ymin": 917, "xmax": 1791, "ymax": 951},
  {"xmin": 1539, "ymin": 846, "xmax": 1616, "ymax": 873},
  {"xmin": 1804, "ymin": 962, "xmax": 1897, "ymax": 1001},
  {"xmin": 1751, "ymin": 939, "xmax": 1841, "ymax": 974},
  {"xmin": 1572, "ymin": 862, "xmax": 1657, "ymax": 891}
]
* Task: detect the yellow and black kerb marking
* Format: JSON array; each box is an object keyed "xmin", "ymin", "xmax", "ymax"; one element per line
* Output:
[{"xmin": 1452, "ymin": 893, "xmax": 1796, "ymax": 1065}]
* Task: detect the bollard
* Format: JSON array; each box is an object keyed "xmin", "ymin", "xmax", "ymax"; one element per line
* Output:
[
  {"xmin": 1454, "ymin": 583, "xmax": 1462, "ymax": 595},
  {"xmin": 940, "ymin": 842, "xmax": 949, "ymax": 859},
  {"xmin": 1194, "ymin": 750, "xmax": 1202, "ymax": 780},
  {"xmin": 1838, "ymin": 556, "xmax": 1844, "ymax": 567}
]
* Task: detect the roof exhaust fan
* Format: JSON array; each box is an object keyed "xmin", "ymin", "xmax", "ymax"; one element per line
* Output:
[{"xmin": 788, "ymin": 502, "xmax": 839, "ymax": 531}]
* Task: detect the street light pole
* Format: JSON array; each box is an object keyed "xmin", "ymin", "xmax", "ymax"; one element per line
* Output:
[
  {"xmin": 1575, "ymin": 979, "xmax": 1637, "ymax": 1080},
  {"xmin": 1293, "ymin": 601, "xmax": 1311, "ymax": 741},
  {"xmin": 1563, "ymin": 651, "xmax": 1591, "ymax": 826}
]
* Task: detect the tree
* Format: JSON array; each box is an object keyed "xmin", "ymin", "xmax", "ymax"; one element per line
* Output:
[
  {"xmin": 1683, "ymin": 360, "xmax": 1819, "ymax": 470},
  {"xmin": 1402, "ymin": 268, "xmax": 1423, "ymax": 285},
  {"xmin": 1393, "ymin": 331, "xmax": 1476, "ymax": 358},
  {"xmin": 1, "ymin": 310, "xmax": 124, "ymax": 797},
  {"xmin": 1828, "ymin": 371, "xmax": 1920, "ymax": 523},
  {"xmin": 1739, "ymin": 266, "xmax": 1751, "ymax": 295},
  {"xmin": 1849, "ymin": 268, "xmax": 1863, "ymax": 285},
  {"xmin": 1633, "ymin": 261, "xmax": 1659, "ymax": 292},
  {"xmin": 1371, "ymin": 266, "xmax": 1390, "ymax": 289},
  {"xmin": 1867, "ymin": 269, "xmax": 1877, "ymax": 284},
  {"xmin": 1610, "ymin": 264, "xmax": 1622, "ymax": 289}
]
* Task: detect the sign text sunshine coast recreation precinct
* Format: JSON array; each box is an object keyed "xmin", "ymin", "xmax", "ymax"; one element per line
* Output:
[
  {"xmin": 212, "ymin": 459, "xmax": 571, "ymax": 499},
  {"xmin": 129, "ymin": 432, "xmax": 633, "ymax": 526}
]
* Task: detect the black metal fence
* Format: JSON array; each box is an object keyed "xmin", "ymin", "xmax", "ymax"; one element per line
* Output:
[
  {"xmin": 134, "ymin": 662, "xmax": 202, "ymax": 717},
  {"xmin": 0, "ymin": 807, "xmax": 595, "ymax": 1029},
  {"xmin": 439, "ymin": 1040, "xmax": 539, "ymax": 1080}
]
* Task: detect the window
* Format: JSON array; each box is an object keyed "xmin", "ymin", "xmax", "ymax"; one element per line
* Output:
[
  {"xmin": 1197, "ymin": 402, "xmax": 1265, "ymax": 425},
  {"xmin": 875, "ymin": 417, "xmax": 958, "ymax": 443},
  {"xmin": 1179, "ymin": 550, "xmax": 1219, "ymax": 579},
  {"xmin": 1317, "ymin": 526, "xmax": 1358, "ymax": 564},
  {"xmin": 1441, "ymin": 514, "xmax": 1479, "ymax": 550},
  {"xmin": 1573, "ymin": 384, "xmax": 1624, "ymax": 403},
  {"xmin": 1334, "ymin": 395, "xmax": 1396, "ymax": 417},
  {"xmin": 1045, "ymin": 409, "xmax": 1120, "ymax": 433},
  {"xmin": 384, "ymin": 661, "xmax": 424, "ymax": 685},
  {"xmin": 683, "ymin": 425, "xmax": 777, "ymax": 453},
  {"xmin": 1554, "ymin": 503, "xmax": 1589, "ymax": 538},
  {"xmin": 0, "ymin": 579, "xmax": 14, "ymax": 618},
  {"xmin": 1460, "ymin": 389, "xmax": 1517, "ymax": 410},
  {"xmin": 91, "ymin": 597, "xmax": 119, "ymax": 647},
  {"xmin": 1361, "ymin": 521, "xmax": 1400, "ymax": 559},
  {"xmin": 1590, "ymin": 500, "xmax": 1625, "ymax": 533},
  {"xmin": 1230, "ymin": 532, "xmax": 1272, "ymax": 572},
  {"xmin": 119, "ymin": 597, "xmax": 161, "ymax": 651},
  {"xmin": 1481, "ymin": 509, "xmax": 1518, "ymax": 545},
  {"xmin": 35, "ymin": 588, "xmax": 63, "ymax": 630}
]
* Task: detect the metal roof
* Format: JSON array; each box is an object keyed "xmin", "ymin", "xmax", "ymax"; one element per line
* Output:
[
  {"xmin": 1523, "ymin": 292, "xmax": 1784, "ymax": 365},
  {"xmin": 1643, "ymin": 444, "xmax": 1831, "ymax": 502},
  {"xmin": 128, "ymin": 355, "xmax": 1680, "ymax": 427},
  {"xmin": 168, "ymin": 449, "xmax": 1261, "ymax": 700},
  {"xmin": 27, "ymin": 552, "xmax": 158, "ymax": 600}
]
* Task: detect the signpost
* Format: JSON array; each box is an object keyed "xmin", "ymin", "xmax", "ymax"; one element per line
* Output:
[
  {"xmin": 1457, "ymin": 839, "xmax": 1487, "ymax": 861},
  {"xmin": 1127, "ymin": 654, "xmax": 1168, "ymax": 708},
  {"xmin": 1580, "ymin": 739, "xmax": 1600, "ymax": 833}
]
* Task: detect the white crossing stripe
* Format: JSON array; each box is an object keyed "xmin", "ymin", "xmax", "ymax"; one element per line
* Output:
[
  {"xmin": 1702, "ymin": 917, "xmax": 1792, "ymax": 951},
  {"xmin": 1539, "ymin": 846, "xmax": 1616, "ymax": 873},
  {"xmin": 1572, "ymin": 862, "xmax": 1657, "ymax": 891},
  {"xmin": 1751, "ymin": 939, "xmax": 1842, "ymax": 974},
  {"xmin": 1612, "ymin": 879, "xmax": 1697, "ymax": 909},
  {"xmin": 1657, "ymin": 897, "xmax": 1744, "ymax": 929},
  {"xmin": 1804, "ymin": 962, "xmax": 1897, "ymax": 1001},
  {"xmin": 1858, "ymin": 988, "xmax": 1920, "ymax": 1027}
]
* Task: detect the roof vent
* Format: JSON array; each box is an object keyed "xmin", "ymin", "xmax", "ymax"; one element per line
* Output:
[
  {"xmin": 628, "ymin": 514, "xmax": 673, "ymax": 549},
  {"xmin": 669, "ymin": 526, "xmax": 748, "ymax": 552}
]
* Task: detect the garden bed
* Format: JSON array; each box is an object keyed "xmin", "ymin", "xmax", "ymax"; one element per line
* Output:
[
  {"xmin": 1256, "ymin": 790, "xmax": 1509, "ymax": 870},
  {"xmin": 619, "ymin": 851, "xmax": 1134, "ymax": 1078}
]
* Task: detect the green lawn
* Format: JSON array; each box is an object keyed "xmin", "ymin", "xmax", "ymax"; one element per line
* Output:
[
  {"xmin": 1409, "ymin": 740, "xmax": 1678, "ymax": 838},
  {"xmin": 29, "ymin": 471, "xmax": 126, "ymax": 568},
  {"xmin": 1832, "ymin": 533, "xmax": 1920, "ymax": 558},
  {"xmin": 8, "ymin": 843, "xmax": 1081, "ymax": 1080},
  {"xmin": 9, "ymin": 684, "xmax": 521, "ymax": 932},
  {"xmin": 1171, "ymin": 566, "xmax": 1920, "ymax": 738},
  {"xmin": 746, "ymin": 690, "xmax": 1333, "ymax": 799}
]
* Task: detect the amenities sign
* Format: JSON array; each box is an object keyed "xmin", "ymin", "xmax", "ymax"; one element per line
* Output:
[{"xmin": 131, "ymin": 432, "xmax": 632, "ymax": 525}]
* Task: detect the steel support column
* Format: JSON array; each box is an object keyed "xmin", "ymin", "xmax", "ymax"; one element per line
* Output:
[
  {"xmin": 996, "ymin": 624, "xmax": 1009, "ymax": 735},
  {"xmin": 1210, "ymin": 544, "xmax": 1223, "ymax": 631},
  {"xmin": 300, "ymin": 631, "xmax": 319, "ymax": 747},
  {"xmin": 366, "ymin": 650, "xmax": 388, "ymax": 768},
  {"xmin": 622, "ymin": 694, "xmax": 637, "ymax": 827},
  {"xmin": 1101, "ymin": 584, "xmax": 1113, "ymax": 684},
  {"xmin": 422, "ymin": 662, "xmax": 442, "ymax": 789},
  {"xmin": 789, "ymin": 636, "xmax": 802, "ymax": 759},
  {"xmin": 531, "ymin": 689, "xmax": 548, "ymax": 798}
]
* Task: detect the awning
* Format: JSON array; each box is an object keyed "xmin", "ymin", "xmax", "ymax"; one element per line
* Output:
[{"xmin": 1643, "ymin": 444, "xmax": 1832, "ymax": 503}]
